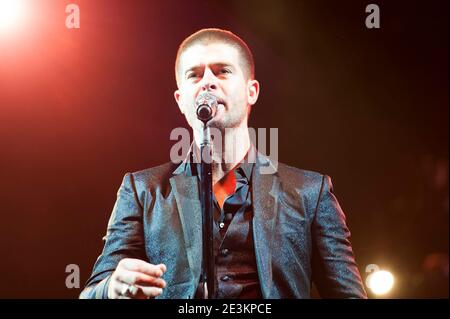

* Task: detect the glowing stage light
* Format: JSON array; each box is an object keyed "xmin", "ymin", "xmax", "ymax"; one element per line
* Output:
[
  {"xmin": 367, "ymin": 270, "xmax": 395, "ymax": 295},
  {"xmin": 0, "ymin": 0, "xmax": 25, "ymax": 32}
]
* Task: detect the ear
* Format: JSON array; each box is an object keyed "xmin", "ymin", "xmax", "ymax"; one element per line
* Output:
[
  {"xmin": 247, "ymin": 79, "xmax": 260, "ymax": 106},
  {"xmin": 174, "ymin": 89, "xmax": 185, "ymax": 114}
]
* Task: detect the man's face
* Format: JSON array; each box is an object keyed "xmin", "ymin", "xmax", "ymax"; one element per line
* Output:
[{"xmin": 174, "ymin": 43, "xmax": 259, "ymax": 132}]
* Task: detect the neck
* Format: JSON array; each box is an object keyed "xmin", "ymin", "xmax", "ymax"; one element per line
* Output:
[{"xmin": 193, "ymin": 122, "xmax": 250, "ymax": 184}]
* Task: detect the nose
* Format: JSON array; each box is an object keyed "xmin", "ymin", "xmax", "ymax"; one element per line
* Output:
[
  {"xmin": 201, "ymin": 83, "xmax": 217, "ymax": 91},
  {"xmin": 200, "ymin": 68, "xmax": 218, "ymax": 92}
]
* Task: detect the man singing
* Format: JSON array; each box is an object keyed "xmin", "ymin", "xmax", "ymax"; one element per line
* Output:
[{"xmin": 80, "ymin": 28, "xmax": 367, "ymax": 299}]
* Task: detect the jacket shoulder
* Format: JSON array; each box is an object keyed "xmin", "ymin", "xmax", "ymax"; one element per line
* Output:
[
  {"xmin": 274, "ymin": 162, "xmax": 329, "ymax": 215},
  {"xmin": 128, "ymin": 161, "xmax": 177, "ymax": 190},
  {"xmin": 276, "ymin": 161, "xmax": 325, "ymax": 188}
]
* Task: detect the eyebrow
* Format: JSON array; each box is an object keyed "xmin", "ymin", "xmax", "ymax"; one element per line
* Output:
[{"xmin": 184, "ymin": 63, "xmax": 234, "ymax": 76}]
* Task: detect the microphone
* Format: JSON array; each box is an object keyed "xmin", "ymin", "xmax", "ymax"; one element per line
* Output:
[{"xmin": 196, "ymin": 92, "xmax": 218, "ymax": 123}]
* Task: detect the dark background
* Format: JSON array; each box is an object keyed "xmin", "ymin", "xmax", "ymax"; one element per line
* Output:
[{"xmin": 0, "ymin": 0, "xmax": 447, "ymax": 298}]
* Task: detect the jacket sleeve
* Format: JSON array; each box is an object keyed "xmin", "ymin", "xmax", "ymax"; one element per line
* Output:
[
  {"xmin": 79, "ymin": 173, "xmax": 147, "ymax": 299},
  {"xmin": 311, "ymin": 175, "xmax": 368, "ymax": 298}
]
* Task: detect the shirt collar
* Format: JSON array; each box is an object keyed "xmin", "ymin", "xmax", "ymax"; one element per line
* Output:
[
  {"xmin": 235, "ymin": 146, "xmax": 255, "ymax": 181},
  {"xmin": 182, "ymin": 143, "xmax": 256, "ymax": 181}
]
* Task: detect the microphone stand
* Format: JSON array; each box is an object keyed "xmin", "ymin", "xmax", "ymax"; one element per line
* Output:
[{"xmin": 199, "ymin": 123, "xmax": 216, "ymax": 299}]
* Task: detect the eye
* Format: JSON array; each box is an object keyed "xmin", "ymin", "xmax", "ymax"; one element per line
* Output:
[
  {"xmin": 187, "ymin": 72, "xmax": 198, "ymax": 79},
  {"xmin": 220, "ymin": 68, "xmax": 231, "ymax": 74}
]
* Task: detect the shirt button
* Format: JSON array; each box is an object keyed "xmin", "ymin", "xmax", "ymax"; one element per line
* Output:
[
  {"xmin": 221, "ymin": 248, "xmax": 229, "ymax": 256},
  {"xmin": 220, "ymin": 275, "xmax": 230, "ymax": 282},
  {"xmin": 219, "ymin": 222, "xmax": 225, "ymax": 229}
]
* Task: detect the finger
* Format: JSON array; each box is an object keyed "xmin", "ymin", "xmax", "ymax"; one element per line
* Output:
[
  {"xmin": 135, "ymin": 285, "xmax": 164, "ymax": 298},
  {"xmin": 134, "ymin": 276, "xmax": 166, "ymax": 289},
  {"xmin": 157, "ymin": 264, "xmax": 167, "ymax": 273},
  {"xmin": 116, "ymin": 270, "xmax": 166, "ymax": 288},
  {"xmin": 120, "ymin": 259, "xmax": 165, "ymax": 277},
  {"xmin": 125, "ymin": 285, "xmax": 161, "ymax": 300}
]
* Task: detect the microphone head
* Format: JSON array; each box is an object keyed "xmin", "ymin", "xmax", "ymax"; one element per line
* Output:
[{"xmin": 195, "ymin": 92, "xmax": 218, "ymax": 122}]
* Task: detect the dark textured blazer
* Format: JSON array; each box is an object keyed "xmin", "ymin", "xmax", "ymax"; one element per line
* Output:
[{"xmin": 80, "ymin": 152, "xmax": 367, "ymax": 299}]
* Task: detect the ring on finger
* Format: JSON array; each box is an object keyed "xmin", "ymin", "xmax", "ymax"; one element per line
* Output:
[{"xmin": 121, "ymin": 284, "xmax": 137, "ymax": 296}]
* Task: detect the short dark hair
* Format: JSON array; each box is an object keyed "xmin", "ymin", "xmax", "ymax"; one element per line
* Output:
[{"xmin": 175, "ymin": 28, "xmax": 255, "ymax": 84}]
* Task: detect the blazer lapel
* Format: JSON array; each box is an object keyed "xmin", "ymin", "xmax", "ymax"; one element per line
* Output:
[
  {"xmin": 252, "ymin": 152, "xmax": 280, "ymax": 299},
  {"xmin": 169, "ymin": 163, "xmax": 203, "ymax": 286}
]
